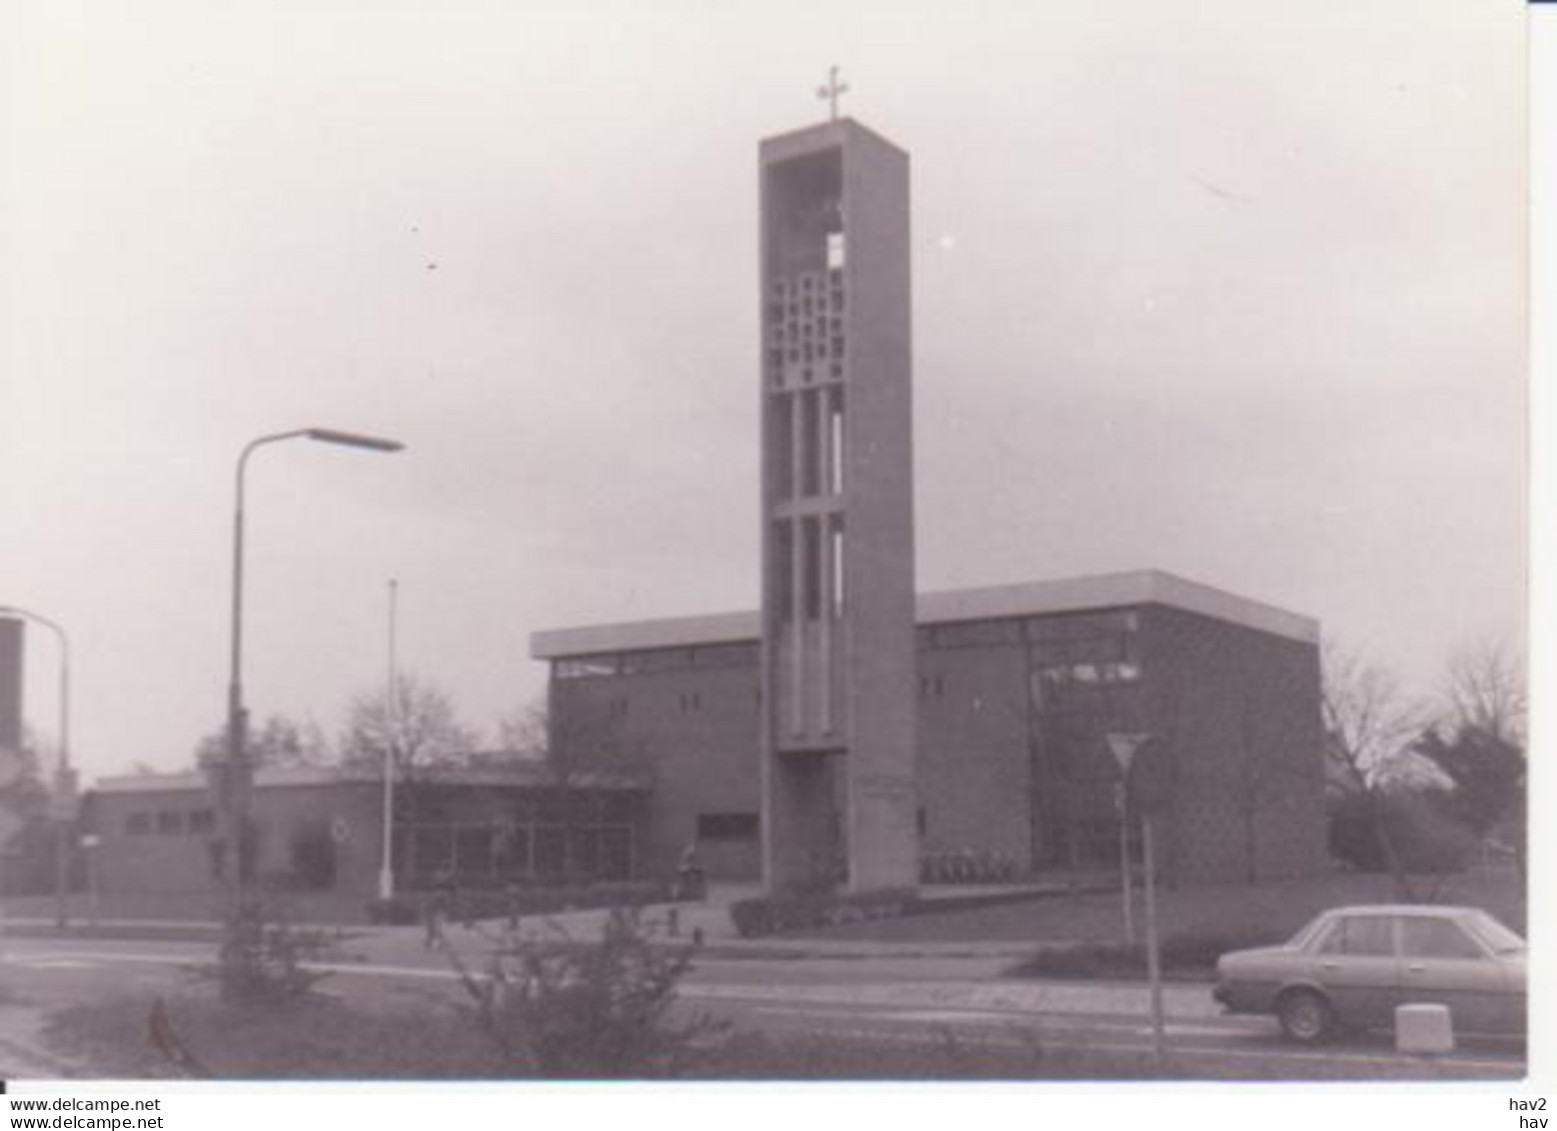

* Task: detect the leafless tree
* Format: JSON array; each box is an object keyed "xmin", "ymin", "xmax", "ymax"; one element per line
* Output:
[
  {"xmin": 338, "ymin": 672, "xmax": 478, "ymax": 775},
  {"xmin": 1433, "ymin": 639, "xmax": 1527, "ymax": 878},
  {"xmin": 194, "ymin": 713, "xmax": 331, "ymax": 770},
  {"xmin": 495, "ymin": 697, "xmax": 549, "ymax": 762},
  {"xmin": 1321, "ymin": 645, "xmax": 1444, "ymax": 898},
  {"xmin": 1321, "ymin": 646, "xmax": 1433, "ymax": 794},
  {"xmin": 1443, "ymin": 639, "xmax": 1526, "ymax": 747}
]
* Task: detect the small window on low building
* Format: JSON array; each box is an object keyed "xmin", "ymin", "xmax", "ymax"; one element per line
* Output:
[
  {"xmin": 156, "ymin": 810, "xmax": 185, "ymax": 835},
  {"xmin": 126, "ymin": 812, "xmax": 152, "ymax": 836}
]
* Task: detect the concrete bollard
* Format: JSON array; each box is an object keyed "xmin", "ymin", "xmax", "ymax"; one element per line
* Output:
[{"xmin": 1395, "ymin": 1003, "xmax": 1455, "ymax": 1054}]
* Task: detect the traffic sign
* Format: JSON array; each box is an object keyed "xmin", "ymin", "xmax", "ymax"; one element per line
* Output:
[
  {"xmin": 1106, "ymin": 732, "xmax": 1173, "ymax": 814},
  {"xmin": 1105, "ymin": 732, "xmax": 1151, "ymax": 778}
]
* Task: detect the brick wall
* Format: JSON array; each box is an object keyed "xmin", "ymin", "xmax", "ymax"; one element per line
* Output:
[
  {"xmin": 546, "ymin": 602, "xmax": 1328, "ymax": 886},
  {"xmin": 1138, "ymin": 606, "xmax": 1327, "ymax": 884}
]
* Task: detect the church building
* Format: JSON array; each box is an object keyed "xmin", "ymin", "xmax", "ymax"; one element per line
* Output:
[{"xmin": 534, "ymin": 569, "xmax": 1329, "ymax": 887}]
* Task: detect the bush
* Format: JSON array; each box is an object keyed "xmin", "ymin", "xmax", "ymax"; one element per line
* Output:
[
  {"xmin": 199, "ymin": 901, "xmax": 340, "ymax": 1006},
  {"xmin": 1328, "ymin": 789, "xmax": 1478, "ymax": 876},
  {"xmin": 729, "ymin": 888, "xmax": 918, "ymax": 938},
  {"xmin": 443, "ymin": 907, "xmax": 725, "ymax": 1077},
  {"xmin": 367, "ymin": 879, "xmax": 672, "ymax": 927},
  {"xmin": 1006, "ymin": 926, "xmax": 1286, "ymax": 981}
]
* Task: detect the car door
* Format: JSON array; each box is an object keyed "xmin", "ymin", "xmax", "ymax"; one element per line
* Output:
[
  {"xmin": 1310, "ymin": 913, "xmax": 1401, "ymax": 1029},
  {"xmin": 1397, "ymin": 915, "xmax": 1509, "ymax": 1034}
]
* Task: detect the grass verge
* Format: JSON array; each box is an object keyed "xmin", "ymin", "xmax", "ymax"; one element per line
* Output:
[{"xmin": 42, "ymin": 991, "xmax": 1517, "ymax": 1082}]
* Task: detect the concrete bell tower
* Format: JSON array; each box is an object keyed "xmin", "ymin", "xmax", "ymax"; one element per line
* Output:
[{"xmin": 758, "ymin": 112, "xmax": 917, "ymax": 894}]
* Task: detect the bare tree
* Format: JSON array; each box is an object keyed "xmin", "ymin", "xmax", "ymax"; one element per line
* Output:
[
  {"xmin": 1443, "ymin": 639, "xmax": 1526, "ymax": 746},
  {"xmin": 1321, "ymin": 647, "xmax": 1432, "ymax": 794},
  {"xmin": 338, "ymin": 672, "xmax": 478, "ymax": 775},
  {"xmin": 1321, "ymin": 645, "xmax": 1443, "ymax": 899},
  {"xmin": 495, "ymin": 697, "xmax": 549, "ymax": 762},
  {"xmin": 194, "ymin": 713, "xmax": 331, "ymax": 770},
  {"xmin": 1427, "ymin": 639, "xmax": 1527, "ymax": 877}
]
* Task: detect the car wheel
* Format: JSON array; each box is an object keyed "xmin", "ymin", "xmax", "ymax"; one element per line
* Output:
[{"xmin": 1277, "ymin": 989, "xmax": 1333, "ymax": 1044}]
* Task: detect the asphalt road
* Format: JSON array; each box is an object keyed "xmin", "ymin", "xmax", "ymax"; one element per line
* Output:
[{"xmin": 0, "ymin": 933, "xmax": 1525, "ymax": 1079}]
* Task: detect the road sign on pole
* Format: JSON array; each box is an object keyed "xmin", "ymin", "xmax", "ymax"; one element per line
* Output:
[
  {"xmin": 1107, "ymin": 731, "xmax": 1169, "ymax": 1065},
  {"xmin": 1105, "ymin": 732, "xmax": 1150, "ymax": 778},
  {"xmin": 1142, "ymin": 810, "xmax": 1166, "ymax": 1064}
]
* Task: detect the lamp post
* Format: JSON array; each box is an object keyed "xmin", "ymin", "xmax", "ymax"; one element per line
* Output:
[
  {"xmin": 0, "ymin": 606, "xmax": 73, "ymax": 930},
  {"xmin": 221, "ymin": 428, "xmax": 403, "ymax": 951},
  {"xmin": 379, "ymin": 578, "xmax": 399, "ymax": 901}
]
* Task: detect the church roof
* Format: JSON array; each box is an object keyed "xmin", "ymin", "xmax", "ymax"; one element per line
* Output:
[{"xmin": 530, "ymin": 569, "xmax": 1319, "ymax": 659}]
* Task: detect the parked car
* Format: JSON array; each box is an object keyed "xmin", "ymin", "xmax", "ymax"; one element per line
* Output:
[{"xmin": 1213, "ymin": 904, "xmax": 1526, "ymax": 1043}]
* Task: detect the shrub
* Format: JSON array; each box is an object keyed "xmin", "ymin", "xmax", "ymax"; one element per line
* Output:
[
  {"xmin": 443, "ymin": 906, "xmax": 725, "ymax": 1078},
  {"xmin": 729, "ymin": 888, "xmax": 918, "ymax": 938},
  {"xmin": 367, "ymin": 879, "xmax": 672, "ymax": 927},
  {"xmin": 199, "ymin": 900, "xmax": 340, "ymax": 1006},
  {"xmin": 1328, "ymin": 789, "xmax": 1477, "ymax": 876},
  {"xmin": 1006, "ymin": 925, "xmax": 1286, "ymax": 981}
]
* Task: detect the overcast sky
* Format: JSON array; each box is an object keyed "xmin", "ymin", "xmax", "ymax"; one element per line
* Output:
[{"xmin": 1, "ymin": 1, "xmax": 1526, "ymax": 782}]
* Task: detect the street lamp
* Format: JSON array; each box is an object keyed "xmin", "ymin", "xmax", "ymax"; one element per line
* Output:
[
  {"xmin": 221, "ymin": 428, "xmax": 403, "ymax": 947},
  {"xmin": 380, "ymin": 577, "xmax": 399, "ymax": 901},
  {"xmin": 0, "ymin": 606, "xmax": 73, "ymax": 930}
]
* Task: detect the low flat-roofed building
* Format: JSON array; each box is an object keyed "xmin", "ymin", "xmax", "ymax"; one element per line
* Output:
[
  {"xmin": 82, "ymin": 763, "xmax": 651, "ymax": 906},
  {"xmin": 533, "ymin": 570, "xmax": 1328, "ymax": 886}
]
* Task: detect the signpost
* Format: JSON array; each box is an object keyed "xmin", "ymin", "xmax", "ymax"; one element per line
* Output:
[
  {"xmin": 1112, "ymin": 781, "xmax": 1134, "ymax": 944},
  {"xmin": 1106, "ymin": 732, "xmax": 1172, "ymax": 1065}
]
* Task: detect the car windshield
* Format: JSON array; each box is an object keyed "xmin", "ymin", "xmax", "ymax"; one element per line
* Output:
[
  {"xmin": 1463, "ymin": 910, "xmax": 1526, "ymax": 954},
  {"xmin": 1288, "ymin": 912, "xmax": 1332, "ymax": 950}
]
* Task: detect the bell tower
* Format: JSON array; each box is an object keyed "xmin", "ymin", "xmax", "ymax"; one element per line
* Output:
[{"xmin": 758, "ymin": 113, "xmax": 917, "ymax": 893}]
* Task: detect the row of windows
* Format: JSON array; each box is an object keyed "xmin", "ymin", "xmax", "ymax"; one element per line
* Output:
[
  {"xmin": 556, "ymin": 613, "xmax": 1141, "ymax": 683},
  {"xmin": 124, "ymin": 809, "xmax": 216, "ymax": 837},
  {"xmin": 770, "ymin": 337, "xmax": 846, "ymax": 366},
  {"xmin": 770, "ymin": 268, "xmax": 844, "ymax": 300},
  {"xmin": 922, "ymin": 611, "xmax": 1139, "ymax": 651},
  {"xmin": 768, "ymin": 356, "xmax": 846, "ymax": 388},
  {"xmin": 556, "ymin": 662, "xmax": 1143, "ymax": 723},
  {"xmin": 770, "ymin": 316, "xmax": 844, "ymax": 345},
  {"xmin": 393, "ymin": 789, "xmax": 638, "ymax": 826},
  {"xmin": 555, "ymin": 642, "xmax": 759, "ymax": 680},
  {"xmin": 394, "ymin": 821, "xmax": 634, "ymax": 882}
]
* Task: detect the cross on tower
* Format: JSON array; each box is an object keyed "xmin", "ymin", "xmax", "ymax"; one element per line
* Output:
[{"xmin": 816, "ymin": 65, "xmax": 849, "ymax": 121}]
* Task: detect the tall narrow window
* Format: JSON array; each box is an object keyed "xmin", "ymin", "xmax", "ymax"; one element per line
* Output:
[
  {"xmin": 826, "ymin": 231, "xmax": 846, "ymax": 269},
  {"xmin": 830, "ymin": 516, "xmax": 845, "ymax": 614},
  {"xmin": 800, "ymin": 389, "xmax": 822, "ymax": 496},
  {"xmin": 773, "ymin": 521, "xmax": 794, "ymax": 622},
  {"xmin": 828, "ymin": 389, "xmax": 845, "ymax": 495},
  {"xmin": 802, "ymin": 517, "xmax": 823, "ymax": 620},
  {"xmin": 770, "ymin": 392, "xmax": 795, "ymax": 499}
]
